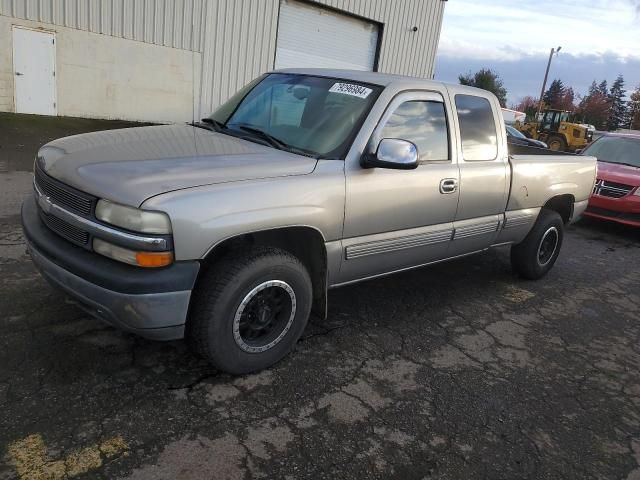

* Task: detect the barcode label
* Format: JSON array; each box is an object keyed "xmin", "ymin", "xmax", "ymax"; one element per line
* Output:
[{"xmin": 329, "ymin": 82, "xmax": 372, "ymax": 99}]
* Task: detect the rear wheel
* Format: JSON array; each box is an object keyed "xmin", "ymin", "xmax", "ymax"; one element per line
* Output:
[
  {"xmin": 187, "ymin": 247, "xmax": 313, "ymax": 374},
  {"xmin": 511, "ymin": 209, "xmax": 564, "ymax": 280},
  {"xmin": 546, "ymin": 135, "xmax": 566, "ymax": 152}
]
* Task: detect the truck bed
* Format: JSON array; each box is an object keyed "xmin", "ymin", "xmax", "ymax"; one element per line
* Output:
[{"xmin": 507, "ymin": 148, "xmax": 597, "ymax": 213}]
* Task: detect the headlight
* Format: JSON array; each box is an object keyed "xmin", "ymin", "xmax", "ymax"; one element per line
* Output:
[
  {"xmin": 95, "ymin": 199, "xmax": 172, "ymax": 234},
  {"xmin": 93, "ymin": 238, "xmax": 173, "ymax": 268}
]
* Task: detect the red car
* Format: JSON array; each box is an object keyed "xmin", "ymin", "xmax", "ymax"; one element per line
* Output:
[{"xmin": 582, "ymin": 133, "xmax": 640, "ymax": 227}]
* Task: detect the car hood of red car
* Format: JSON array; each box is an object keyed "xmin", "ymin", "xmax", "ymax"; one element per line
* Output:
[{"xmin": 597, "ymin": 161, "xmax": 640, "ymax": 186}]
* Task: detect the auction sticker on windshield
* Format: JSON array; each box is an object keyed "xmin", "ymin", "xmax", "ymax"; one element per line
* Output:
[{"xmin": 329, "ymin": 83, "xmax": 372, "ymax": 99}]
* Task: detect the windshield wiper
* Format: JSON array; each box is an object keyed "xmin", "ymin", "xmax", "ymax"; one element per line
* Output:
[
  {"xmin": 598, "ymin": 159, "xmax": 640, "ymax": 168},
  {"xmin": 201, "ymin": 117, "xmax": 227, "ymax": 131},
  {"xmin": 233, "ymin": 125, "xmax": 316, "ymax": 157},
  {"xmin": 191, "ymin": 117, "xmax": 227, "ymax": 133},
  {"xmin": 235, "ymin": 125, "xmax": 289, "ymax": 149}
]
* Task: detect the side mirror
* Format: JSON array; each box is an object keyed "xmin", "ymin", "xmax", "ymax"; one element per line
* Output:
[{"xmin": 362, "ymin": 138, "xmax": 419, "ymax": 170}]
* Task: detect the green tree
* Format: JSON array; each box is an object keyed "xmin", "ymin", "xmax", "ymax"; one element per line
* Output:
[
  {"xmin": 543, "ymin": 79, "xmax": 565, "ymax": 109},
  {"xmin": 607, "ymin": 74, "xmax": 627, "ymax": 131},
  {"xmin": 459, "ymin": 69, "xmax": 508, "ymax": 107}
]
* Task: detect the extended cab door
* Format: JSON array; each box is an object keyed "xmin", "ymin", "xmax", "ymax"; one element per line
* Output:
[
  {"xmin": 446, "ymin": 88, "xmax": 509, "ymax": 256},
  {"xmin": 338, "ymin": 90, "xmax": 460, "ymax": 284}
]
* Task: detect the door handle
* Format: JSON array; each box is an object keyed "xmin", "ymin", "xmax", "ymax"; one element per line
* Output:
[
  {"xmin": 439, "ymin": 178, "xmax": 458, "ymax": 194},
  {"xmin": 15, "ymin": 72, "xmax": 23, "ymax": 76}
]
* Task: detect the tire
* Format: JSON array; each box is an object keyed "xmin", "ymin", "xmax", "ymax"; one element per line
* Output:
[
  {"xmin": 546, "ymin": 135, "xmax": 566, "ymax": 152},
  {"xmin": 187, "ymin": 247, "xmax": 313, "ymax": 374},
  {"xmin": 511, "ymin": 209, "xmax": 564, "ymax": 280}
]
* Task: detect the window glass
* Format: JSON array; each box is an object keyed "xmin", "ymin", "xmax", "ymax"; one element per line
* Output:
[
  {"xmin": 210, "ymin": 74, "xmax": 381, "ymax": 158},
  {"xmin": 583, "ymin": 136, "xmax": 640, "ymax": 167},
  {"xmin": 455, "ymin": 95, "xmax": 498, "ymax": 161},
  {"xmin": 381, "ymin": 101, "xmax": 449, "ymax": 161}
]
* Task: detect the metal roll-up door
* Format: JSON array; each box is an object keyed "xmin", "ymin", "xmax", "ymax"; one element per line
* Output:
[{"xmin": 275, "ymin": 0, "xmax": 379, "ymax": 71}]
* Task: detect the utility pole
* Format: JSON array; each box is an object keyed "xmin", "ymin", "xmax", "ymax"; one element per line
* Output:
[{"xmin": 536, "ymin": 46, "xmax": 562, "ymax": 120}]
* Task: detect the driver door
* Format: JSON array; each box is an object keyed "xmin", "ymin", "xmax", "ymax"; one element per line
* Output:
[{"xmin": 338, "ymin": 90, "xmax": 460, "ymax": 284}]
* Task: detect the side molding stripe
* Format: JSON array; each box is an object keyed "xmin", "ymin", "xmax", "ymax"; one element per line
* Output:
[{"xmin": 345, "ymin": 229, "xmax": 452, "ymax": 260}]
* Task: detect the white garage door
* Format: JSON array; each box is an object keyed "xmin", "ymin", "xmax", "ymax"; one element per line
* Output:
[{"xmin": 275, "ymin": 0, "xmax": 379, "ymax": 71}]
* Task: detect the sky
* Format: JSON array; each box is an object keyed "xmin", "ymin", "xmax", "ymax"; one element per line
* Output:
[{"xmin": 434, "ymin": 0, "xmax": 640, "ymax": 106}]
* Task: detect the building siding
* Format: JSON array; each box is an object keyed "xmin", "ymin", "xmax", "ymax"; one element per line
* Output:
[
  {"xmin": 197, "ymin": 0, "xmax": 446, "ymax": 116},
  {"xmin": 0, "ymin": 0, "xmax": 206, "ymax": 52},
  {"xmin": 1, "ymin": 0, "xmax": 445, "ymax": 121}
]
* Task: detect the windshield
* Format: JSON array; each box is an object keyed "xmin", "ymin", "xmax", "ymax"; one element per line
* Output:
[
  {"xmin": 506, "ymin": 125, "xmax": 526, "ymax": 139},
  {"xmin": 583, "ymin": 136, "xmax": 640, "ymax": 168},
  {"xmin": 208, "ymin": 73, "xmax": 382, "ymax": 158}
]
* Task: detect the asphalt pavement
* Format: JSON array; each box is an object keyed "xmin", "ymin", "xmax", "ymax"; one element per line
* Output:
[{"xmin": 1, "ymin": 113, "xmax": 639, "ymax": 480}]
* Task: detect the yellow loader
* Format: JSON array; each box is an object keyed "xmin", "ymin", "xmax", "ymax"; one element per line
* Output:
[{"xmin": 515, "ymin": 109, "xmax": 593, "ymax": 152}]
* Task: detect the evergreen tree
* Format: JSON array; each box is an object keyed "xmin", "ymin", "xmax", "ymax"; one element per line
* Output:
[
  {"xmin": 459, "ymin": 69, "xmax": 508, "ymax": 107},
  {"xmin": 628, "ymin": 85, "xmax": 640, "ymax": 130},
  {"xmin": 607, "ymin": 74, "xmax": 627, "ymax": 131},
  {"xmin": 598, "ymin": 80, "xmax": 608, "ymax": 96},
  {"xmin": 543, "ymin": 79, "xmax": 565, "ymax": 109},
  {"xmin": 557, "ymin": 87, "xmax": 576, "ymax": 111}
]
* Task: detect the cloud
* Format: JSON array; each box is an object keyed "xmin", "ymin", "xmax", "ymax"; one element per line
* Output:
[
  {"xmin": 439, "ymin": 0, "xmax": 640, "ymax": 59},
  {"xmin": 435, "ymin": 0, "xmax": 640, "ymax": 104},
  {"xmin": 434, "ymin": 51, "xmax": 640, "ymax": 105}
]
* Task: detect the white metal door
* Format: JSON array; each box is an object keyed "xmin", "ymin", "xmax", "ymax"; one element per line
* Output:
[
  {"xmin": 275, "ymin": 0, "xmax": 379, "ymax": 71},
  {"xmin": 13, "ymin": 27, "xmax": 57, "ymax": 116}
]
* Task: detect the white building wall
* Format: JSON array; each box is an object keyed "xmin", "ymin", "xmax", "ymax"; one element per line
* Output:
[{"xmin": 0, "ymin": 15, "xmax": 199, "ymax": 122}]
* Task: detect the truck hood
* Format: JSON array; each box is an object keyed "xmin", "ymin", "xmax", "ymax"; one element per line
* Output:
[
  {"xmin": 37, "ymin": 124, "xmax": 318, "ymax": 207},
  {"xmin": 596, "ymin": 161, "xmax": 640, "ymax": 187}
]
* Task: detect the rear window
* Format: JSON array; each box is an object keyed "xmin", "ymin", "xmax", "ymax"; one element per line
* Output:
[{"xmin": 455, "ymin": 95, "xmax": 498, "ymax": 161}]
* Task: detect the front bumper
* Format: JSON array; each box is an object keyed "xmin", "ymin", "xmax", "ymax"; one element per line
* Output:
[
  {"xmin": 584, "ymin": 193, "xmax": 640, "ymax": 227},
  {"xmin": 22, "ymin": 196, "xmax": 200, "ymax": 340}
]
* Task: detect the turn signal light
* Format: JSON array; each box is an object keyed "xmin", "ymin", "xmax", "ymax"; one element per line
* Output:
[
  {"xmin": 93, "ymin": 238, "xmax": 173, "ymax": 268},
  {"xmin": 135, "ymin": 251, "xmax": 174, "ymax": 268}
]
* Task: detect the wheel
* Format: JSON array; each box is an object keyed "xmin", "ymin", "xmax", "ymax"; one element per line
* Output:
[
  {"xmin": 511, "ymin": 209, "xmax": 564, "ymax": 280},
  {"xmin": 546, "ymin": 135, "xmax": 566, "ymax": 152},
  {"xmin": 187, "ymin": 247, "xmax": 313, "ymax": 374}
]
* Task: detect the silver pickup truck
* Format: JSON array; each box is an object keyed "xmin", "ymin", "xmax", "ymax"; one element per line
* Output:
[{"xmin": 22, "ymin": 69, "xmax": 597, "ymax": 373}]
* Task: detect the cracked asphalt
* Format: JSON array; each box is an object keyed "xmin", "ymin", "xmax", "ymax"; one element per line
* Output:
[{"xmin": 1, "ymin": 113, "xmax": 640, "ymax": 479}]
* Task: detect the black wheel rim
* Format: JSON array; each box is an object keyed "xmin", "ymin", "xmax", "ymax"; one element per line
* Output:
[
  {"xmin": 537, "ymin": 227, "xmax": 559, "ymax": 266},
  {"xmin": 233, "ymin": 281, "xmax": 296, "ymax": 353}
]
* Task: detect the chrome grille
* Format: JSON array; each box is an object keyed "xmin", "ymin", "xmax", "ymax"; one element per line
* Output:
[
  {"xmin": 40, "ymin": 211, "xmax": 90, "ymax": 246},
  {"xmin": 592, "ymin": 179, "xmax": 634, "ymax": 198},
  {"xmin": 34, "ymin": 166, "xmax": 94, "ymax": 216}
]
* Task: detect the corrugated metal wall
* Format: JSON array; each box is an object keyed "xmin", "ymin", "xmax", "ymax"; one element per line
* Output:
[
  {"xmin": 1, "ymin": 0, "xmax": 445, "ymax": 120},
  {"xmin": 198, "ymin": 0, "xmax": 280, "ymax": 114},
  {"xmin": 314, "ymin": 0, "xmax": 446, "ymax": 77},
  {"xmin": 198, "ymin": 0, "xmax": 446, "ymax": 116},
  {"xmin": 0, "ymin": 0, "xmax": 206, "ymax": 52}
]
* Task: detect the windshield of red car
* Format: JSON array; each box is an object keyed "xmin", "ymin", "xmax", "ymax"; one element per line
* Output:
[{"xmin": 584, "ymin": 136, "xmax": 640, "ymax": 168}]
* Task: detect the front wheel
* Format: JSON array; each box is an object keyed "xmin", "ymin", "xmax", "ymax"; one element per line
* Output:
[
  {"xmin": 546, "ymin": 135, "xmax": 566, "ymax": 152},
  {"xmin": 511, "ymin": 209, "xmax": 564, "ymax": 280},
  {"xmin": 187, "ymin": 247, "xmax": 313, "ymax": 374}
]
